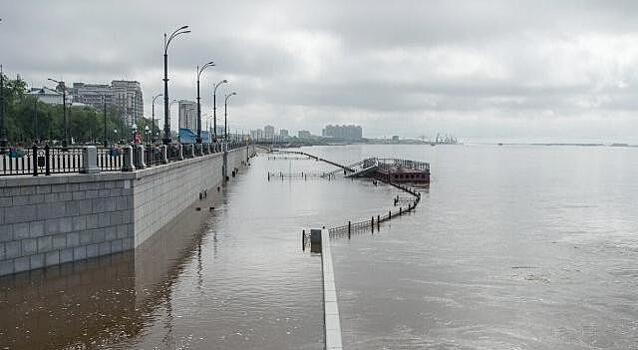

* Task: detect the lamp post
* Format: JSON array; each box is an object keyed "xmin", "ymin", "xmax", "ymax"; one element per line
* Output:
[
  {"xmin": 33, "ymin": 88, "xmax": 41, "ymax": 144},
  {"xmin": 151, "ymin": 93, "xmax": 162, "ymax": 143},
  {"xmin": 113, "ymin": 129, "xmax": 118, "ymax": 145},
  {"xmin": 212, "ymin": 79, "xmax": 227, "ymax": 143},
  {"xmin": 0, "ymin": 64, "xmax": 6, "ymax": 153},
  {"xmin": 224, "ymin": 92, "xmax": 237, "ymax": 141},
  {"xmin": 163, "ymin": 25, "xmax": 190, "ymax": 145},
  {"xmin": 103, "ymin": 95, "xmax": 108, "ymax": 147},
  {"xmin": 196, "ymin": 61, "xmax": 215, "ymax": 144},
  {"xmin": 48, "ymin": 78, "xmax": 69, "ymax": 150},
  {"xmin": 144, "ymin": 125, "xmax": 150, "ymax": 144}
]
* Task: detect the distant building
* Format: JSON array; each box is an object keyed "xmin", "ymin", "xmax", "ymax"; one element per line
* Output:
[
  {"xmin": 71, "ymin": 80, "xmax": 144, "ymax": 125},
  {"xmin": 251, "ymin": 129, "xmax": 264, "ymax": 141},
  {"xmin": 392, "ymin": 135, "xmax": 400, "ymax": 142},
  {"xmin": 279, "ymin": 129, "xmax": 289, "ymax": 139},
  {"xmin": 322, "ymin": 124, "xmax": 362, "ymax": 140},
  {"xmin": 264, "ymin": 125, "xmax": 275, "ymax": 139},
  {"xmin": 28, "ymin": 87, "xmax": 65, "ymax": 105},
  {"xmin": 298, "ymin": 130, "xmax": 312, "ymax": 139},
  {"xmin": 178, "ymin": 100, "xmax": 197, "ymax": 131}
]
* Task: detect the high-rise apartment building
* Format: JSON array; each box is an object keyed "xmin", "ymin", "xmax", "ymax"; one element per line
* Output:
[
  {"xmin": 178, "ymin": 100, "xmax": 198, "ymax": 131},
  {"xmin": 264, "ymin": 125, "xmax": 275, "ymax": 139},
  {"xmin": 71, "ymin": 80, "xmax": 144, "ymax": 125},
  {"xmin": 322, "ymin": 124, "xmax": 363, "ymax": 140}
]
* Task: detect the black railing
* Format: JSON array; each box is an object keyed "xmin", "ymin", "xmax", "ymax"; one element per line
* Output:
[{"xmin": 0, "ymin": 142, "xmax": 252, "ymax": 176}]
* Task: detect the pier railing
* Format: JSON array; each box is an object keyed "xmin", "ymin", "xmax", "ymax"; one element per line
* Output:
[{"xmin": 327, "ymin": 181, "xmax": 421, "ymax": 238}]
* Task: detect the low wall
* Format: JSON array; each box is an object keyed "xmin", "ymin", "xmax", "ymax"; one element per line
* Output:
[{"xmin": 0, "ymin": 145, "xmax": 255, "ymax": 276}]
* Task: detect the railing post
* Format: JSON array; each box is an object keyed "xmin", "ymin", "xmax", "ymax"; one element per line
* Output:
[
  {"xmin": 45, "ymin": 144, "xmax": 50, "ymax": 176},
  {"xmin": 134, "ymin": 145, "xmax": 146, "ymax": 169},
  {"xmin": 178, "ymin": 143, "xmax": 184, "ymax": 160},
  {"xmin": 80, "ymin": 146, "xmax": 100, "ymax": 174},
  {"xmin": 122, "ymin": 145, "xmax": 135, "ymax": 172},
  {"xmin": 160, "ymin": 145, "xmax": 168, "ymax": 164},
  {"xmin": 32, "ymin": 144, "xmax": 38, "ymax": 176}
]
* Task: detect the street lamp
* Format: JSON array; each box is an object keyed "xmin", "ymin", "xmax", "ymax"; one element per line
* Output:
[
  {"xmin": 163, "ymin": 25, "xmax": 190, "ymax": 145},
  {"xmin": 196, "ymin": 61, "xmax": 215, "ymax": 144},
  {"xmin": 144, "ymin": 125, "xmax": 150, "ymax": 144},
  {"xmin": 48, "ymin": 78, "xmax": 69, "ymax": 150},
  {"xmin": 131, "ymin": 123, "xmax": 138, "ymax": 144},
  {"xmin": 102, "ymin": 95, "xmax": 108, "ymax": 147},
  {"xmin": 224, "ymin": 92, "xmax": 237, "ymax": 141},
  {"xmin": 212, "ymin": 79, "xmax": 228, "ymax": 142},
  {"xmin": 113, "ymin": 129, "xmax": 118, "ymax": 145},
  {"xmin": 0, "ymin": 64, "xmax": 6, "ymax": 153},
  {"xmin": 151, "ymin": 93, "xmax": 162, "ymax": 143}
]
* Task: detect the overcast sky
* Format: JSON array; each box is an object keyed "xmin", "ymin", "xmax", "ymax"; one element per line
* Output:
[{"xmin": 3, "ymin": 1, "xmax": 638, "ymax": 141}]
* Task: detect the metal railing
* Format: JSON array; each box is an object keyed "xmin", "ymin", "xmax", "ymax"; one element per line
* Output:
[
  {"xmin": 0, "ymin": 140, "xmax": 251, "ymax": 177},
  {"xmin": 327, "ymin": 181, "xmax": 421, "ymax": 238}
]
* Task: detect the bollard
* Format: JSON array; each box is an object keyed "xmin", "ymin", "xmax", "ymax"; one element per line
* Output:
[
  {"xmin": 371, "ymin": 216, "xmax": 374, "ymax": 228},
  {"xmin": 389, "ymin": 210, "xmax": 391, "ymax": 219},
  {"xmin": 268, "ymin": 172, "xmax": 270, "ymax": 181},
  {"xmin": 400, "ymin": 207, "xmax": 402, "ymax": 215},
  {"xmin": 377, "ymin": 215, "xmax": 380, "ymax": 228},
  {"xmin": 302, "ymin": 229, "xmax": 306, "ymax": 251}
]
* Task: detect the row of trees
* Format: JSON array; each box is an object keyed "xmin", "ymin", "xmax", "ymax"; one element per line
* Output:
[{"xmin": 1, "ymin": 73, "xmax": 159, "ymax": 147}]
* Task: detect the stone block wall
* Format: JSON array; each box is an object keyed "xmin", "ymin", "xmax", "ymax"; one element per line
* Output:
[
  {"xmin": 0, "ymin": 145, "xmax": 256, "ymax": 276},
  {"xmin": 0, "ymin": 173, "xmax": 135, "ymax": 276},
  {"xmin": 132, "ymin": 152, "xmax": 224, "ymax": 246}
]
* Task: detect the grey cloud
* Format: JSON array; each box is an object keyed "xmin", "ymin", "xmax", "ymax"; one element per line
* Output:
[{"xmin": 3, "ymin": 0, "xmax": 638, "ymax": 140}]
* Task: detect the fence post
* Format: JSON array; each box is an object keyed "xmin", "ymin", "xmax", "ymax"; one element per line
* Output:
[
  {"xmin": 377, "ymin": 215, "xmax": 380, "ymax": 228},
  {"xmin": 80, "ymin": 146, "xmax": 100, "ymax": 174},
  {"xmin": 400, "ymin": 207, "xmax": 402, "ymax": 215},
  {"xmin": 178, "ymin": 143, "xmax": 184, "ymax": 160},
  {"xmin": 389, "ymin": 210, "xmax": 391, "ymax": 219},
  {"xmin": 160, "ymin": 145, "xmax": 168, "ymax": 164},
  {"xmin": 32, "ymin": 144, "xmax": 38, "ymax": 176},
  {"xmin": 45, "ymin": 144, "xmax": 50, "ymax": 176},
  {"xmin": 134, "ymin": 145, "xmax": 146, "ymax": 169},
  {"xmin": 348, "ymin": 221, "xmax": 351, "ymax": 239},
  {"xmin": 122, "ymin": 145, "xmax": 135, "ymax": 172}
]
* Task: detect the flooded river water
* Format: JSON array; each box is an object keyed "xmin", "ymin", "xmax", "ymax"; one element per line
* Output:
[{"xmin": 1, "ymin": 144, "xmax": 637, "ymax": 349}]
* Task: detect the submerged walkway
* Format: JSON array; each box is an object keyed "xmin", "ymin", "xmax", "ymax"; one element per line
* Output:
[{"xmin": 290, "ymin": 149, "xmax": 423, "ymax": 350}]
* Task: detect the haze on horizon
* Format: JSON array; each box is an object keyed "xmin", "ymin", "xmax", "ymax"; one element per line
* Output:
[{"xmin": 2, "ymin": 0, "xmax": 638, "ymax": 142}]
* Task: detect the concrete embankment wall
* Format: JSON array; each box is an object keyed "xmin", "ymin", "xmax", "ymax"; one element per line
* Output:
[{"xmin": 0, "ymin": 146, "xmax": 255, "ymax": 276}]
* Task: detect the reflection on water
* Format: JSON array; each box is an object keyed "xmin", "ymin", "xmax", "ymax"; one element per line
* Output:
[{"xmin": 0, "ymin": 151, "xmax": 403, "ymax": 349}]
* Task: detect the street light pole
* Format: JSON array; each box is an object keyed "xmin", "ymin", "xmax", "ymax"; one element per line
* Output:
[
  {"xmin": 224, "ymin": 92, "xmax": 237, "ymax": 141},
  {"xmin": 103, "ymin": 95, "xmax": 108, "ymax": 147},
  {"xmin": 163, "ymin": 25, "xmax": 190, "ymax": 145},
  {"xmin": 196, "ymin": 61, "xmax": 215, "ymax": 144},
  {"xmin": 48, "ymin": 78, "xmax": 69, "ymax": 150},
  {"xmin": 151, "ymin": 93, "xmax": 162, "ymax": 143},
  {"xmin": 0, "ymin": 64, "xmax": 6, "ymax": 153},
  {"xmin": 213, "ymin": 79, "xmax": 227, "ymax": 142}
]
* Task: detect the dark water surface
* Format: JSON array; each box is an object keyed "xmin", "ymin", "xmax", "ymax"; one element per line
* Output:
[{"xmin": 315, "ymin": 144, "xmax": 638, "ymax": 349}]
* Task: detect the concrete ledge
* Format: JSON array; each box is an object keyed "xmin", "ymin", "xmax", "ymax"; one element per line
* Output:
[{"xmin": 321, "ymin": 228, "xmax": 343, "ymax": 350}]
